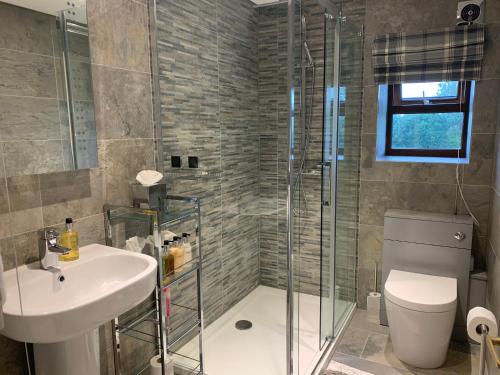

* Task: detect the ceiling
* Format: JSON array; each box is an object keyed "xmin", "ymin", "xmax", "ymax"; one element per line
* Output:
[{"xmin": 3, "ymin": 0, "xmax": 85, "ymax": 16}]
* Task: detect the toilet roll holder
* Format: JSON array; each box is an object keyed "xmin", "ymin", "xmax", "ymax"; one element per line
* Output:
[
  {"xmin": 476, "ymin": 323, "xmax": 500, "ymax": 373},
  {"xmin": 478, "ymin": 324, "xmax": 488, "ymax": 375},
  {"xmin": 486, "ymin": 334, "xmax": 500, "ymax": 369}
]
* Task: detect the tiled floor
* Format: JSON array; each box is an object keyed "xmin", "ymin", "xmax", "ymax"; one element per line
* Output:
[{"xmin": 326, "ymin": 309, "xmax": 480, "ymax": 375}]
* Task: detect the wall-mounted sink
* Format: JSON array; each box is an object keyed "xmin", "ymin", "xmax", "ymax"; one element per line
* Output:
[{"xmin": 0, "ymin": 243, "xmax": 157, "ymax": 375}]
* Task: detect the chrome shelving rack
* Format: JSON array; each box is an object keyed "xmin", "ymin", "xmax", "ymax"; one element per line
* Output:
[
  {"xmin": 159, "ymin": 195, "xmax": 204, "ymax": 375},
  {"xmin": 104, "ymin": 193, "xmax": 204, "ymax": 375}
]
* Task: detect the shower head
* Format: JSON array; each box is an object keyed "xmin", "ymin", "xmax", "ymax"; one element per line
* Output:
[
  {"xmin": 304, "ymin": 41, "xmax": 314, "ymax": 67},
  {"xmin": 301, "ymin": 15, "xmax": 314, "ymax": 67}
]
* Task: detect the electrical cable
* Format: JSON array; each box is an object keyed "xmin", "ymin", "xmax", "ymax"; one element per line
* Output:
[{"xmin": 455, "ymin": 81, "xmax": 480, "ymax": 227}]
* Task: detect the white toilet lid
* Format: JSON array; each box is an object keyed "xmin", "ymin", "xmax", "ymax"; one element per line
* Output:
[{"xmin": 385, "ymin": 270, "xmax": 457, "ymax": 313}]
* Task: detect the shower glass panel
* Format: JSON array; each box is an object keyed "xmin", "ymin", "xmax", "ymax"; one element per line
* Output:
[
  {"xmin": 319, "ymin": 10, "xmax": 338, "ymax": 347},
  {"xmin": 151, "ymin": 0, "xmax": 362, "ymax": 373},
  {"xmin": 320, "ymin": 7, "xmax": 363, "ymax": 344},
  {"xmin": 333, "ymin": 15, "xmax": 363, "ymax": 336}
]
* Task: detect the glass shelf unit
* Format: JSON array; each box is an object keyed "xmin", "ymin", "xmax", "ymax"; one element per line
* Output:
[{"xmin": 104, "ymin": 194, "xmax": 204, "ymax": 375}]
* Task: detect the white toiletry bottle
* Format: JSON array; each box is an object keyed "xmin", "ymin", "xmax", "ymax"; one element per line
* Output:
[{"xmin": 182, "ymin": 232, "xmax": 192, "ymax": 264}]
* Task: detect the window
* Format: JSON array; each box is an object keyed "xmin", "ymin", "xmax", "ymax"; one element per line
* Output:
[
  {"xmin": 384, "ymin": 81, "xmax": 472, "ymax": 158},
  {"xmin": 324, "ymin": 86, "xmax": 346, "ymax": 159},
  {"xmin": 338, "ymin": 86, "xmax": 346, "ymax": 154}
]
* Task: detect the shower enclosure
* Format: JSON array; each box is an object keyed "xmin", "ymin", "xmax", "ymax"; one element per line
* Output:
[{"xmin": 149, "ymin": 0, "xmax": 363, "ymax": 373}]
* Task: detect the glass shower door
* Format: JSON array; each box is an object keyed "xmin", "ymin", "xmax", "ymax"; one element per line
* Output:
[
  {"xmin": 320, "ymin": 9, "xmax": 364, "ymax": 344},
  {"xmin": 320, "ymin": 10, "xmax": 340, "ymax": 346}
]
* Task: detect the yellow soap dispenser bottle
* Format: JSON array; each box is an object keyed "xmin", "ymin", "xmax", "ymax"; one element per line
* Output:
[{"xmin": 58, "ymin": 218, "xmax": 80, "ymax": 261}]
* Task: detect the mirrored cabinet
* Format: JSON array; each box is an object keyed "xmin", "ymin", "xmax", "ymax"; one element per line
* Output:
[{"xmin": 0, "ymin": 0, "xmax": 98, "ymax": 177}]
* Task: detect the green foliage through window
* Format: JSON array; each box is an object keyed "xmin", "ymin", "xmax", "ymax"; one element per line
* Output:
[
  {"xmin": 386, "ymin": 81, "xmax": 471, "ymax": 157},
  {"xmin": 392, "ymin": 113, "xmax": 463, "ymax": 149}
]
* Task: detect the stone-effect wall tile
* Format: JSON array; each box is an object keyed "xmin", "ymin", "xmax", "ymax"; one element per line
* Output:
[
  {"xmin": 102, "ymin": 139, "xmax": 156, "ymax": 206},
  {"xmin": 2, "ymin": 140, "xmax": 65, "ymax": 177},
  {"xmin": 357, "ymin": 224, "xmax": 383, "ymax": 271},
  {"xmin": 6, "ymin": 175, "xmax": 43, "ymax": 235},
  {"xmin": 0, "ymin": 49, "xmax": 56, "ymax": 97},
  {"xmin": 40, "ymin": 169, "xmax": 104, "ymax": 226},
  {"xmin": 359, "ymin": 180, "xmax": 457, "ymax": 226},
  {"xmin": 2, "ymin": 231, "xmax": 40, "ymax": 271},
  {"xmin": 158, "ymin": 0, "xmax": 262, "ymax": 325},
  {"xmin": 364, "ymin": 0, "xmax": 456, "ymax": 37},
  {"xmin": 0, "ymin": 335, "xmax": 27, "ymax": 375},
  {"xmin": 0, "ymin": 2, "xmax": 53, "ymax": 55},
  {"xmin": 482, "ymin": 24, "xmax": 500, "ymax": 80},
  {"xmin": 361, "ymin": 134, "xmax": 457, "ymax": 184},
  {"xmin": 0, "ymin": 154, "xmax": 10, "ymax": 239},
  {"xmin": 486, "ymin": 239, "xmax": 500, "ymax": 373},
  {"xmin": 457, "ymin": 185, "xmax": 491, "ymax": 236},
  {"xmin": 0, "ymin": 97, "xmax": 60, "ymax": 141},
  {"xmin": 88, "ymin": 0, "xmax": 150, "ymax": 73},
  {"xmin": 0, "ymin": 0, "xmax": 155, "ymax": 372},
  {"xmin": 472, "ymin": 79, "xmax": 500, "ymax": 134},
  {"xmin": 489, "ymin": 189, "xmax": 500, "ymax": 255},
  {"xmin": 93, "ymin": 65, "xmax": 153, "ymax": 140},
  {"xmin": 493, "ymin": 130, "xmax": 500, "ymax": 194}
]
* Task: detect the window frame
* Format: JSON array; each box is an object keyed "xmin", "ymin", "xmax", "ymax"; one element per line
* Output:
[{"xmin": 385, "ymin": 81, "xmax": 472, "ymax": 158}]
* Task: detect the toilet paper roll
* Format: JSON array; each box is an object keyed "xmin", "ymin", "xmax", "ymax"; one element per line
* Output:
[
  {"xmin": 467, "ymin": 307, "xmax": 498, "ymax": 343},
  {"xmin": 149, "ymin": 355, "xmax": 162, "ymax": 375}
]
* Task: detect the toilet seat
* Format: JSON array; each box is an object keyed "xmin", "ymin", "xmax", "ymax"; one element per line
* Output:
[{"xmin": 385, "ymin": 270, "xmax": 457, "ymax": 313}]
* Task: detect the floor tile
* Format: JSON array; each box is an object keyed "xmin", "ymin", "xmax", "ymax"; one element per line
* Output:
[
  {"xmin": 336, "ymin": 327, "xmax": 371, "ymax": 357},
  {"xmin": 361, "ymin": 333, "xmax": 408, "ymax": 371},
  {"xmin": 332, "ymin": 352, "xmax": 411, "ymax": 375},
  {"xmin": 327, "ymin": 309, "xmax": 480, "ymax": 375},
  {"xmin": 349, "ymin": 310, "xmax": 389, "ymax": 335}
]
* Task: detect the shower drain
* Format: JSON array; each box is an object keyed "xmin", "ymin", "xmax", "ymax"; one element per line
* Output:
[{"xmin": 235, "ymin": 320, "xmax": 253, "ymax": 330}]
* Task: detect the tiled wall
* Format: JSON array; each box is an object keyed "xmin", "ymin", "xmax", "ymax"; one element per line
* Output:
[
  {"xmin": 486, "ymin": 46, "xmax": 500, "ymax": 375},
  {"xmin": 257, "ymin": 1, "xmax": 327, "ymax": 297},
  {"xmin": 0, "ymin": 0, "xmax": 156, "ymax": 373},
  {"xmin": 257, "ymin": 0, "xmax": 363, "ymax": 301},
  {"xmin": 155, "ymin": 0, "xmax": 261, "ymax": 325},
  {"xmin": 257, "ymin": 2, "xmax": 290, "ymax": 292},
  {"xmin": 0, "ymin": 3, "xmax": 69, "ymax": 176},
  {"xmin": 357, "ymin": 0, "xmax": 500, "ymax": 308}
]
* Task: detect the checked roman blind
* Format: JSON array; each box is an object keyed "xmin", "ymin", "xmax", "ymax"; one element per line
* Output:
[{"xmin": 372, "ymin": 24, "xmax": 485, "ymax": 84}]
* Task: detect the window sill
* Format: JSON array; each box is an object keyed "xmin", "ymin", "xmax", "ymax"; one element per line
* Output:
[{"xmin": 375, "ymin": 154, "xmax": 469, "ymax": 164}]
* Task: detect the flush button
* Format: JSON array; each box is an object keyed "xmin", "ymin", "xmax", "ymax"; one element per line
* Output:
[{"xmin": 454, "ymin": 231, "xmax": 466, "ymax": 241}]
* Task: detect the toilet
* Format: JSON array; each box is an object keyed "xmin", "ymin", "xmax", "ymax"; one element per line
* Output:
[
  {"xmin": 380, "ymin": 210, "xmax": 473, "ymax": 368},
  {"xmin": 385, "ymin": 270, "xmax": 457, "ymax": 368}
]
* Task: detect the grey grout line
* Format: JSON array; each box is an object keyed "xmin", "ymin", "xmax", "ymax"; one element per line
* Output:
[
  {"xmin": 90, "ymin": 62, "xmax": 150, "ymax": 75},
  {"xmin": 0, "ymin": 93, "xmax": 58, "ymax": 100},
  {"xmin": 0, "ymin": 46, "xmax": 53, "ymax": 58},
  {"xmin": 2, "ymin": 212, "xmax": 104, "ymax": 241},
  {"xmin": 359, "ymin": 334, "xmax": 371, "ymax": 359}
]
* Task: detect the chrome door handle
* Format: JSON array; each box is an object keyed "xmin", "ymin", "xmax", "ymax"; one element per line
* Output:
[{"xmin": 454, "ymin": 232, "xmax": 466, "ymax": 241}]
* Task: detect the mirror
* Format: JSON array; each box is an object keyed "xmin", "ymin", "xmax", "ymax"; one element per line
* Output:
[{"xmin": 0, "ymin": 0, "xmax": 98, "ymax": 177}]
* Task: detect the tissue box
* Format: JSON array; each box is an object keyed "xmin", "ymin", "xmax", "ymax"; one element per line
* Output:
[{"xmin": 131, "ymin": 182, "xmax": 167, "ymax": 210}]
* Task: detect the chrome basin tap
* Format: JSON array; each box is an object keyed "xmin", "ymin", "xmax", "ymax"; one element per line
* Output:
[{"xmin": 39, "ymin": 229, "xmax": 71, "ymax": 270}]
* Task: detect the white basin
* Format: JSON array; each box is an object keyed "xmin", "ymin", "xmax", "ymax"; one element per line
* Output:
[{"xmin": 1, "ymin": 243, "xmax": 157, "ymax": 344}]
